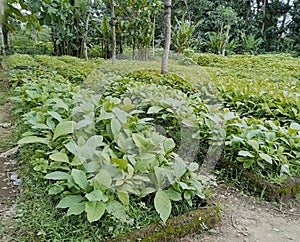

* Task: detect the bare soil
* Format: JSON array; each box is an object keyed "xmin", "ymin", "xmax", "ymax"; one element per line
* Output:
[
  {"xmin": 0, "ymin": 82, "xmax": 20, "ymax": 240},
  {"xmin": 181, "ymin": 185, "xmax": 300, "ymax": 242}
]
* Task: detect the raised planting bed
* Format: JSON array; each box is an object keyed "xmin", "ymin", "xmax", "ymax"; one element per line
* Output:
[
  {"xmin": 107, "ymin": 206, "xmax": 220, "ymax": 242},
  {"xmin": 216, "ymin": 159, "xmax": 300, "ymax": 202}
]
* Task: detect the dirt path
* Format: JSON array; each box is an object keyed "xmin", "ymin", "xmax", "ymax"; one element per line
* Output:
[
  {"xmin": 0, "ymin": 79, "xmax": 20, "ymax": 240},
  {"xmin": 182, "ymin": 185, "xmax": 300, "ymax": 242}
]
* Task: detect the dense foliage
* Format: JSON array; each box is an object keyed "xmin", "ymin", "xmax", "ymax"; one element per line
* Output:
[
  {"xmin": 10, "ymin": 55, "xmax": 215, "ymax": 235},
  {"xmin": 1, "ymin": 0, "xmax": 300, "ymax": 58}
]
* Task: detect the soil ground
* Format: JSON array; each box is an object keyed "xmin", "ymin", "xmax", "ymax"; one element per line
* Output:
[
  {"xmin": 181, "ymin": 184, "xmax": 300, "ymax": 242},
  {"xmin": 0, "ymin": 79, "xmax": 299, "ymax": 241}
]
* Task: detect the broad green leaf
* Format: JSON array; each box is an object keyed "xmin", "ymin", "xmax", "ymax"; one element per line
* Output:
[
  {"xmin": 178, "ymin": 181, "xmax": 196, "ymax": 190},
  {"xmin": 18, "ymin": 136, "xmax": 49, "ymax": 145},
  {"xmin": 123, "ymin": 97, "xmax": 135, "ymax": 111},
  {"xmin": 49, "ymin": 152, "xmax": 69, "ymax": 163},
  {"xmin": 111, "ymin": 118, "xmax": 121, "ymax": 135},
  {"xmin": 166, "ymin": 188, "xmax": 182, "ymax": 201},
  {"xmin": 117, "ymin": 191, "xmax": 129, "ymax": 206},
  {"xmin": 85, "ymin": 190, "xmax": 106, "ymax": 202},
  {"xmin": 76, "ymin": 119, "xmax": 94, "ymax": 130},
  {"xmin": 141, "ymin": 187, "xmax": 157, "ymax": 197},
  {"xmin": 71, "ymin": 169, "xmax": 89, "ymax": 190},
  {"xmin": 106, "ymin": 201, "xmax": 127, "ymax": 222},
  {"xmin": 182, "ymin": 119, "xmax": 196, "ymax": 127},
  {"xmin": 238, "ymin": 150, "xmax": 255, "ymax": 158},
  {"xmin": 163, "ymin": 138, "xmax": 175, "ymax": 153},
  {"xmin": 127, "ymin": 164, "xmax": 134, "ymax": 176},
  {"xmin": 147, "ymin": 106, "xmax": 163, "ymax": 114},
  {"xmin": 191, "ymin": 180, "xmax": 204, "ymax": 195},
  {"xmin": 94, "ymin": 170, "xmax": 112, "ymax": 188},
  {"xmin": 71, "ymin": 155, "xmax": 83, "ymax": 166},
  {"xmin": 85, "ymin": 201, "xmax": 105, "ymax": 223},
  {"xmin": 97, "ymin": 112, "xmax": 115, "ymax": 121},
  {"xmin": 112, "ymin": 158, "xmax": 128, "ymax": 170},
  {"xmin": 48, "ymin": 185, "xmax": 64, "ymax": 195},
  {"xmin": 48, "ymin": 111, "xmax": 62, "ymax": 122},
  {"xmin": 45, "ymin": 171, "xmax": 70, "ymax": 180},
  {"xmin": 132, "ymin": 133, "xmax": 148, "ymax": 148},
  {"xmin": 77, "ymin": 136, "xmax": 86, "ymax": 147},
  {"xmin": 224, "ymin": 111, "xmax": 235, "ymax": 121},
  {"xmin": 259, "ymin": 153, "xmax": 272, "ymax": 164},
  {"xmin": 155, "ymin": 166, "xmax": 166, "ymax": 188},
  {"xmin": 113, "ymin": 107, "xmax": 128, "ymax": 123},
  {"xmin": 67, "ymin": 202, "xmax": 85, "ymax": 216},
  {"xmin": 238, "ymin": 157, "xmax": 254, "ymax": 168},
  {"xmin": 247, "ymin": 140, "xmax": 259, "ymax": 151},
  {"xmin": 188, "ymin": 162, "xmax": 199, "ymax": 172},
  {"xmin": 57, "ymin": 195, "xmax": 85, "ymax": 208},
  {"xmin": 174, "ymin": 156, "xmax": 187, "ymax": 178},
  {"xmin": 290, "ymin": 122, "xmax": 300, "ymax": 131},
  {"xmin": 265, "ymin": 132, "xmax": 276, "ymax": 142},
  {"xmin": 53, "ymin": 121, "xmax": 75, "ymax": 140},
  {"xmin": 154, "ymin": 189, "xmax": 171, "ymax": 223},
  {"xmin": 184, "ymin": 191, "xmax": 193, "ymax": 206},
  {"xmin": 246, "ymin": 130, "xmax": 260, "ymax": 140},
  {"xmin": 86, "ymin": 135, "xmax": 104, "ymax": 148},
  {"xmin": 65, "ymin": 141, "xmax": 77, "ymax": 155},
  {"xmin": 85, "ymin": 161, "xmax": 101, "ymax": 173}
]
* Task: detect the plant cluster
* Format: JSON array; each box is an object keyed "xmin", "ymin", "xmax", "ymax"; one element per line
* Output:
[
  {"xmin": 204, "ymin": 54, "xmax": 300, "ymax": 181},
  {"xmin": 11, "ymin": 56, "xmax": 212, "ymax": 235},
  {"xmin": 7, "ymin": 54, "xmax": 104, "ymax": 85}
]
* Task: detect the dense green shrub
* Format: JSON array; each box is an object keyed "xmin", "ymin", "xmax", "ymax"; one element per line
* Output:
[{"xmin": 194, "ymin": 53, "xmax": 225, "ymax": 66}]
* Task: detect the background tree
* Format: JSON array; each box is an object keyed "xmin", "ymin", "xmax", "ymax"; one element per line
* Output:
[
  {"xmin": 161, "ymin": 0, "xmax": 171, "ymax": 74},
  {"xmin": 288, "ymin": 0, "xmax": 300, "ymax": 54},
  {"xmin": 172, "ymin": 15, "xmax": 196, "ymax": 53},
  {"xmin": 110, "ymin": 0, "xmax": 116, "ymax": 64},
  {"xmin": 2, "ymin": 0, "xmax": 300, "ymax": 58},
  {"xmin": 1, "ymin": 0, "xmax": 29, "ymax": 55}
]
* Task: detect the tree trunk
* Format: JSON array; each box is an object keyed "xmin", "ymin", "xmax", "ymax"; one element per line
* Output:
[
  {"xmin": 0, "ymin": 0, "xmax": 3, "ymax": 24},
  {"xmin": 2, "ymin": 26, "xmax": 10, "ymax": 51},
  {"xmin": 221, "ymin": 25, "xmax": 231, "ymax": 56},
  {"xmin": 132, "ymin": 37, "xmax": 136, "ymax": 60},
  {"xmin": 152, "ymin": 18, "xmax": 155, "ymax": 59},
  {"xmin": 111, "ymin": 0, "xmax": 116, "ymax": 64},
  {"xmin": 279, "ymin": 0, "xmax": 291, "ymax": 39},
  {"xmin": 0, "ymin": 0, "xmax": 4, "ymax": 57},
  {"xmin": 34, "ymin": 29, "xmax": 39, "ymax": 42},
  {"xmin": 261, "ymin": 0, "xmax": 267, "ymax": 33},
  {"xmin": 83, "ymin": 7, "xmax": 91, "ymax": 60},
  {"xmin": 161, "ymin": 0, "xmax": 172, "ymax": 74},
  {"xmin": 0, "ymin": 25, "xmax": 5, "ymax": 56}
]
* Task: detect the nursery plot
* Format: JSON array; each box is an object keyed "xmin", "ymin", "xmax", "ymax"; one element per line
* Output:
[
  {"xmin": 2, "ymin": 53, "xmax": 300, "ymax": 241},
  {"xmin": 5, "ymin": 54, "xmax": 221, "ymax": 241}
]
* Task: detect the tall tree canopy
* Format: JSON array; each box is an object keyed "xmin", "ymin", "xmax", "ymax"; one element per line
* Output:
[{"xmin": 1, "ymin": 0, "xmax": 300, "ymax": 57}]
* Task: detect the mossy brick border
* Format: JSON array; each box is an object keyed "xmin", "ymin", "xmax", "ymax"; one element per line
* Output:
[
  {"xmin": 106, "ymin": 206, "xmax": 220, "ymax": 242},
  {"xmin": 216, "ymin": 159, "xmax": 300, "ymax": 202}
]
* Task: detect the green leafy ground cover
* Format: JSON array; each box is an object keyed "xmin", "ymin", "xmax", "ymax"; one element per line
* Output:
[
  {"xmin": 6, "ymin": 55, "xmax": 212, "ymax": 240},
  {"xmin": 4, "ymin": 53, "xmax": 300, "ymax": 240}
]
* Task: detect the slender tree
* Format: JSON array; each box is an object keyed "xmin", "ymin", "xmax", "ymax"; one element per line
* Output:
[
  {"xmin": 110, "ymin": 0, "xmax": 116, "ymax": 64},
  {"xmin": 0, "ymin": 0, "xmax": 4, "ymax": 68},
  {"xmin": 161, "ymin": 0, "xmax": 172, "ymax": 74},
  {"xmin": 0, "ymin": 0, "xmax": 4, "ymax": 57}
]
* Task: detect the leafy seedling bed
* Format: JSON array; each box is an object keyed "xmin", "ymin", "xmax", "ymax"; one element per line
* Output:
[
  {"xmin": 108, "ymin": 206, "xmax": 220, "ymax": 242},
  {"xmin": 216, "ymin": 159, "xmax": 300, "ymax": 202}
]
